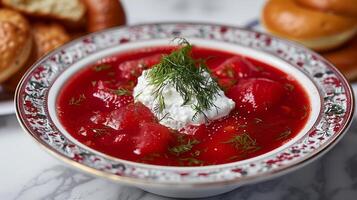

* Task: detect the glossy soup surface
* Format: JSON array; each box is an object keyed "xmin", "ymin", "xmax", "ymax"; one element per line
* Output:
[{"xmin": 57, "ymin": 46, "xmax": 310, "ymax": 166}]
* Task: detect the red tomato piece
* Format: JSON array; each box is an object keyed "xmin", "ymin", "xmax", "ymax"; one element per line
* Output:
[
  {"xmin": 227, "ymin": 78, "xmax": 284, "ymax": 113},
  {"xmin": 133, "ymin": 122, "xmax": 172, "ymax": 156},
  {"xmin": 212, "ymin": 56, "xmax": 257, "ymax": 90},
  {"xmin": 92, "ymin": 81, "xmax": 133, "ymax": 108},
  {"xmin": 213, "ymin": 56, "xmax": 256, "ymax": 77},
  {"xmin": 213, "ymin": 56, "xmax": 256, "ymax": 78},
  {"xmin": 94, "ymin": 103, "xmax": 155, "ymax": 131},
  {"xmin": 117, "ymin": 54, "xmax": 164, "ymax": 80}
]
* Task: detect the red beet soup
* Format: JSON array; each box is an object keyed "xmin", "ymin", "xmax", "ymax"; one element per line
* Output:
[{"xmin": 57, "ymin": 45, "xmax": 310, "ymax": 166}]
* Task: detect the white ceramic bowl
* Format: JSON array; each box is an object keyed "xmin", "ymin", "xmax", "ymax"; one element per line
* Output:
[{"xmin": 16, "ymin": 23, "xmax": 354, "ymax": 198}]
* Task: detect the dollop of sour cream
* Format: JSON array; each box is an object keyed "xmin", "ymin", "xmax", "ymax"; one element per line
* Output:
[{"xmin": 133, "ymin": 69, "xmax": 235, "ymax": 130}]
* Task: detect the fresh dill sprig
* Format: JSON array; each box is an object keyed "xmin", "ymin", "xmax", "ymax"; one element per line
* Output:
[
  {"xmin": 111, "ymin": 88, "xmax": 131, "ymax": 96},
  {"xmin": 169, "ymin": 139, "xmax": 200, "ymax": 156},
  {"xmin": 147, "ymin": 38, "xmax": 221, "ymax": 120},
  {"xmin": 179, "ymin": 157, "xmax": 204, "ymax": 166},
  {"xmin": 69, "ymin": 94, "xmax": 86, "ymax": 106},
  {"xmin": 93, "ymin": 64, "xmax": 111, "ymax": 72},
  {"xmin": 223, "ymin": 133, "xmax": 261, "ymax": 152},
  {"xmin": 275, "ymin": 128, "xmax": 292, "ymax": 141}
]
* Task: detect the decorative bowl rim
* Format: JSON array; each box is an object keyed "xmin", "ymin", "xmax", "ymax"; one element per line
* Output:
[{"xmin": 15, "ymin": 22, "xmax": 354, "ymax": 187}]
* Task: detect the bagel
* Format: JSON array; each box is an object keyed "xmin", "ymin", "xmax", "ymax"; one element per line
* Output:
[
  {"xmin": 296, "ymin": 0, "xmax": 357, "ymax": 18},
  {"xmin": 0, "ymin": 9, "xmax": 32, "ymax": 83},
  {"xmin": 322, "ymin": 36, "xmax": 357, "ymax": 80},
  {"xmin": 82, "ymin": 0, "xmax": 126, "ymax": 33},
  {"xmin": 262, "ymin": 0, "xmax": 357, "ymax": 51}
]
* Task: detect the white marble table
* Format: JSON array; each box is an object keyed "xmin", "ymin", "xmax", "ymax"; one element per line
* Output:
[{"xmin": 2, "ymin": 0, "xmax": 357, "ymax": 199}]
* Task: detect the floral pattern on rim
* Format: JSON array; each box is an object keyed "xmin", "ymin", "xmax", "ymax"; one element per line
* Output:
[{"xmin": 16, "ymin": 23, "xmax": 353, "ymax": 185}]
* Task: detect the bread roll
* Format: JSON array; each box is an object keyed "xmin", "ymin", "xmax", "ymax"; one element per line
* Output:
[
  {"xmin": 2, "ymin": 0, "xmax": 86, "ymax": 24},
  {"xmin": 2, "ymin": 40, "xmax": 37, "ymax": 92},
  {"xmin": 0, "ymin": 9, "xmax": 32, "ymax": 83},
  {"xmin": 32, "ymin": 22, "xmax": 70, "ymax": 58},
  {"xmin": 296, "ymin": 0, "xmax": 357, "ymax": 18},
  {"xmin": 262, "ymin": 0, "xmax": 357, "ymax": 51},
  {"xmin": 83, "ymin": 0, "xmax": 126, "ymax": 33},
  {"xmin": 3, "ymin": 22, "xmax": 70, "ymax": 91},
  {"xmin": 322, "ymin": 36, "xmax": 357, "ymax": 80}
]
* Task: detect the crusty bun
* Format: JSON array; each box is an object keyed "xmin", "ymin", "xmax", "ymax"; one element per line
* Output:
[
  {"xmin": 322, "ymin": 36, "xmax": 357, "ymax": 80},
  {"xmin": 296, "ymin": 0, "xmax": 357, "ymax": 18},
  {"xmin": 2, "ymin": 0, "xmax": 86, "ymax": 24},
  {"xmin": 262, "ymin": 0, "xmax": 357, "ymax": 51},
  {"xmin": 3, "ymin": 22, "xmax": 70, "ymax": 91},
  {"xmin": 83, "ymin": 0, "xmax": 126, "ymax": 33},
  {"xmin": 69, "ymin": 31, "xmax": 87, "ymax": 40},
  {"xmin": 32, "ymin": 22, "xmax": 70, "ymax": 58},
  {"xmin": 3, "ymin": 39, "xmax": 37, "ymax": 92},
  {"xmin": 0, "ymin": 9, "xmax": 32, "ymax": 83}
]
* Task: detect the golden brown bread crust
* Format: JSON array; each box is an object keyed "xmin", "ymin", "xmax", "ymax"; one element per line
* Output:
[
  {"xmin": 2, "ymin": 0, "xmax": 86, "ymax": 23},
  {"xmin": 0, "ymin": 0, "xmax": 127, "ymax": 89},
  {"xmin": 262, "ymin": 0, "xmax": 357, "ymax": 39},
  {"xmin": 83, "ymin": 0, "xmax": 126, "ymax": 33},
  {"xmin": 0, "ymin": 9, "xmax": 32, "ymax": 83},
  {"xmin": 322, "ymin": 36, "xmax": 357, "ymax": 80},
  {"xmin": 32, "ymin": 22, "xmax": 70, "ymax": 58},
  {"xmin": 296, "ymin": 0, "xmax": 357, "ymax": 18},
  {"xmin": 262, "ymin": 0, "xmax": 357, "ymax": 51},
  {"xmin": 3, "ymin": 22, "xmax": 70, "ymax": 92},
  {"xmin": 3, "ymin": 39, "xmax": 37, "ymax": 92}
]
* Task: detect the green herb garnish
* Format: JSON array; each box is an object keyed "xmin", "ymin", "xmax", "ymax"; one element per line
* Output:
[
  {"xmin": 107, "ymin": 72, "xmax": 115, "ymax": 76},
  {"xmin": 179, "ymin": 157, "xmax": 204, "ymax": 166},
  {"xmin": 254, "ymin": 118, "xmax": 263, "ymax": 124},
  {"xmin": 228, "ymin": 155, "xmax": 239, "ymax": 161},
  {"xmin": 276, "ymin": 128, "xmax": 292, "ymax": 140},
  {"xmin": 284, "ymin": 83, "xmax": 295, "ymax": 91},
  {"xmin": 92, "ymin": 127, "xmax": 110, "ymax": 137},
  {"xmin": 301, "ymin": 105, "xmax": 308, "ymax": 119},
  {"xmin": 91, "ymin": 81, "xmax": 97, "ymax": 86},
  {"xmin": 140, "ymin": 153, "xmax": 161, "ymax": 162},
  {"xmin": 224, "ymin": 133, "xmax": 260, "ymax": 152},
  {"xmin": 191, "ymin": 150, "xmax": 201, "ymax": 157},
  {"xmin": 147, "ymin": 39, "xmax": 221, "ymax": 120},
  {"xmin": 93, "ymin": 64, "xmax": 111, "ymax": 72},
  {"xmin": 169, "ymin": 139, "xmax": 200, "ymax": 156},
  {"xmin": 255, "ymin": 66, "xmax": 264, "ymax": 72},
  {"xmin": 69, "ymin": 94, "xmax": 86, "ymax": 106},
  {"xmin": 112, "ymin": 88, "xmax": 131, "ymax": 96}
]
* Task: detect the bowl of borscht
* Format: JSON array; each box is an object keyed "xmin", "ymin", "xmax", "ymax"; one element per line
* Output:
[{"xmin": 16, "ymin": 23, "xmax": 354, "ymax": 198}]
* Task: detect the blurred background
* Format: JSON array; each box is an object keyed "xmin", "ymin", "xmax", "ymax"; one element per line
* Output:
[{"xmin": 122, "ymin": 0, "xmax": 264, "ymax": 25}]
